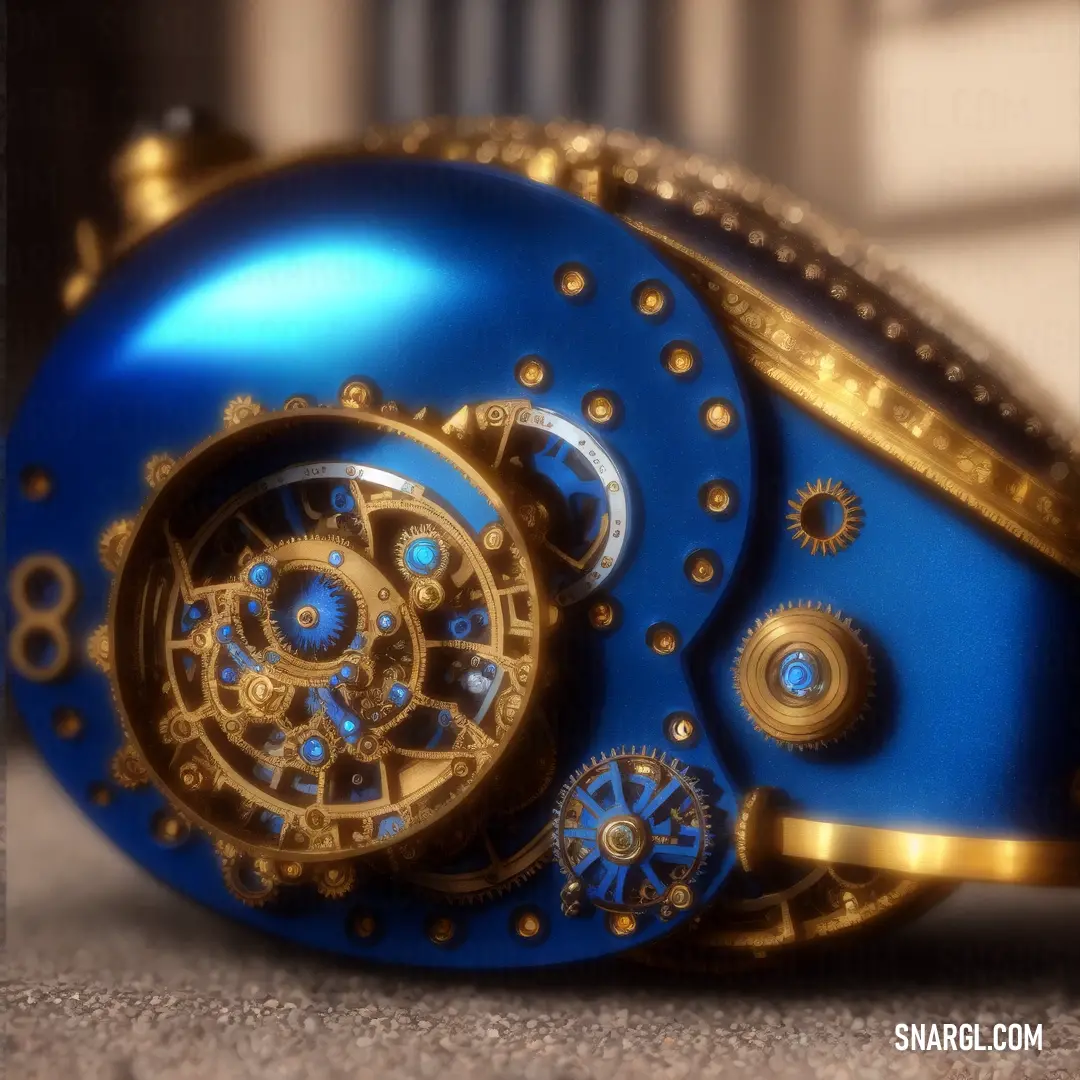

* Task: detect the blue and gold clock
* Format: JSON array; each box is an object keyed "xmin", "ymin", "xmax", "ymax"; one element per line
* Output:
[{"xmin": 7, "ymin": 116, "xmax": 1079, "ymax": 971}]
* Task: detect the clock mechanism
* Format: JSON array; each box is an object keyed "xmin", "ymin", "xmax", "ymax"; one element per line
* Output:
[{"xmin": 7, "ymin": 117, "xmax": 1078, "ymax": 973}]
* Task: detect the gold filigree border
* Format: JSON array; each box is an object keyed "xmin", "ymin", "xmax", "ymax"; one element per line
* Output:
[{"xmin": 631, "ymin": 221, "xmax": 1080, "ymax": 576}]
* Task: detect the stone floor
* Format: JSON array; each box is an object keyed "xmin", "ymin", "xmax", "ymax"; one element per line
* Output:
[{"xmin": 3, "ymin": 746, "xmax": 1078, "ymax": 1080}]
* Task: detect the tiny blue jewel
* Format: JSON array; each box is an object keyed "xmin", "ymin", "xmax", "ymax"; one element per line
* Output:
[
  {"xmin": 265, "ymin": 651, "xmax": 280, "ymax": 664},
  {"xmin": 377, "ymin": 612, "xmax": 394, "ymax": 633},
  {"xmin": 300, "ymin": 737, "xmax": 327, "ymax": 765},
  {"xmin": 387, "ymin": 683, "xmax": 409, "ymax": 707},
  {"xmin": 340, "ymin": 665, "xmax": 353, "ymax": 678},
  {"xmin": 220, "ymin": 666, "xmax": 238, "ymax": 684},
  {"xmin": 247, "ymin": 599, "xmax": 262, "ymax": 615},
  {"xmin": 404, "ymin": 536, "xmax": 440, "ymax": 576},
  {"xmin": 248, "ymin": 562, "xmax": 273, "ymax": 588},
  {"xmin": 778, "ymin": 649, "xmax": 822, "ymax": 699},
  {"xmin": 329, "ymin": 550, "xmax": 344, "ymax": 567},
  {"xmin": 216, "ymin": 625, "xmax": 233, "ymax": 643}
]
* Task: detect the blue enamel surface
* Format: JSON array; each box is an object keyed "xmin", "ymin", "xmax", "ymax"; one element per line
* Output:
[
  {"xmin": 8, "ymin": 156, "xmax": 1077, "ymax": 970},
  {"xmin": 6, "ymin": 159, "xmax": 752, "ymax": 968},
  {"xmin": 694, "ymin": 387, "xmax": 1080, "ymax": 838}
]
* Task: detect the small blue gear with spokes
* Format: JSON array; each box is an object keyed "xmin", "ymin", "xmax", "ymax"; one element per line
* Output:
[{"xmin": 553, "ymin": 751, "xmax": 711, "ymax": 914}]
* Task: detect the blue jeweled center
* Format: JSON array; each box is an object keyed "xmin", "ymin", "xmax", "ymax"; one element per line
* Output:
[
  {"xmin": 300, "ymin": 736, "xmax": 327, "ymax": 766},
  {"xmin": 778, "ymin": 649, "xmax": 823, "ymax": 699},
  {"xmin": 404, "ymin": 537, "xmax": 440, "ymax": 576}
]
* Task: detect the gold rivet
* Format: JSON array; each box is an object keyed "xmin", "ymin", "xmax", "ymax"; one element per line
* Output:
[
  {"xmin": 666, "ymin": 712, "xmax": 696, "ymax": 744},
  {"xmin": 635, "ymin": 283, "xmax": 667, "ymax": 316},
  {"xmin": 152, "ymin": 810, "xmax": 189, "ymax": 846},
  {"xmin": 589, "ymin": 600, "xmax": 615, "ymax": 630},
  {"xmin": 663, "ymin": 344, "xmax": 696, "ymax": 376},
  {"xmin": 686, "ymin": 552, "xmax": 717, "ymax": 585},
  {"xmin": 515, "ymin": 910, "xmax": 543, "ymax": 939},
  {"xmin": 88, "ymin": 782, "xmax": 112, "ymax": 807},
  {"xmin": 428, "ymin": 916, "xmax": 456, "ymax": 945},
  {"xmin": 52, "ymin": 707, "xmax": 83, "ymax": 739},
  {"xmin": 608, "ymin": 912, "xmax": 638, "ymax": 936},
  {"xmin": 279, "ymin": 860, "xmax": 304, "ymax": 880},
  {"xmin": 21, "ymin": 467, "xmax": 53, "ymax": 501},
  {"xmin": 703, "ymin": 400, "xmax": 734, "ymax": 432},
  {"xmin": 283, "ymin": 395, "xmax": 310, "ymax": 410},
  {"xmin": 558, "ymin": 266, "xmax": 588, "ymax": 298},
  {"xmin": 702, "ymin": 481, "xmax": 732, "ymax": 515},
  {"xmin": 668, "ymin": 884, "xmax": 694, "ymax": 910},
  {"xmin": 583, "ymin": 392, "xmax": 617, "ymax": 426},
  {"xmin": 516, "ymin": 356, "xmax": 548, "ymax": 389},
  {"xmin": 353, "ymin": 912, "xmax": 378, "ymax": 939},
  {"xmin": 482, "ymin": 525, "xmax": 505, "ymax": 551},
  {"xmin": 340, "ymin": 380, "xmax": 373, "ymax": 409},
  {"xmin": 647, "ymin": 623, "xmax": 679, "ymax": 656}
]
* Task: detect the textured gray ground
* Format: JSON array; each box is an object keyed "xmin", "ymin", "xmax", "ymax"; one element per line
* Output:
[{"xmin": 3, "ymin": 746, "xmax": 1078, "ymax": 1080}]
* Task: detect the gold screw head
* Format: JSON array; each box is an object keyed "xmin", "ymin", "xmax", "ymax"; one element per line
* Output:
[
  {"xmin": 152, "ymin": 810, "xmax": 189, "ymax": 846},
  {"xmin": 279, "ymin": 860, "xmax": 304, "ymax": 880},
  {"xmin": 666, "ymin": 712, "xmax": 696, "ymax": 744},
  {"xmin": 482, "ymin": 525, "xmax": 505, "ymax": 551},
  {"xmin": 52, "ymin": 708, "xmax": 83, "ymax": 739},
  {"xmin": 515, "ymin": 910, "xmax": 543, "ymax": 939},
  {"xmin": 21, "ymin": 466, "xmax": 53, "ymax": 501},
  {"xmin": 635, "ymin": 282, "xmax": 667, "ymax": 317},
  {"xmin": 88, "ymin": 782, "xmax": 112, "ymax": 807},
  {"xmin": 588, "ymin": 600, "xmax": 615, "ymax": 630},
  {"xmin": 354, "ymin": 913, "xmax": 378, "ymax": 939},
  {"xmin": 411, "ymin": 579, "xmax": 445, "ymax": 612},
  {"xmin": 702, "ymin": 482, "xmax": 732, "ymax": 515},
  {"xmin": 648, "ymin": 624, "xmax": 679, "ymax": 656},
  {"xmin": 608, "ymin": 912, "xmax": 638, "ymax": 936},
  {"xmin": 668, "ymin": 884, "xmax": 694, "ymax": 910},
  {"xmin": 558, "ymin": 266, "xmax": 589, "ymax": 298},
  {"xmin": 703, "ymin": 400, "xmax": 734, "ymax": 432},
  {"xmin": 663, "ymin": 344, "xmax": 696, "ymax": 376},
  {"xmin": 686, "ymin": 552, "xmax": 717, "ymax": 585},
  {"xmin": 340, "ymin": 380, "xmax": 373, "ymax": 409},
  {"xmin": 516, "ymin": 356, "xmax": 548, "ymax": 389},
  {"xmin": 584, "ymin": 392, "xmax": 617, "ymax": 426},
  {"xmin": 428, "ymin": 916, "xmax": 456, "ymax": 945}
]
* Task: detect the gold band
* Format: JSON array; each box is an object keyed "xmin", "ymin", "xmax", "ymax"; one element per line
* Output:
[{"xmin": 777, "ymin": 815, "xmax": 1080, "ymax": 886}]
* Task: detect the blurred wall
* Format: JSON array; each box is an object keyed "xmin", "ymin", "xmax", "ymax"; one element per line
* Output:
[{"xmin": 7, "ymin": 0, "xmax": 1079, "ymax": 423}]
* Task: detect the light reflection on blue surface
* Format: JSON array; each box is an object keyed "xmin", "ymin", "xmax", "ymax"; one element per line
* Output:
[{"xmin": 127, "ymin": 233, "xmax": 437, "ymax": 362}]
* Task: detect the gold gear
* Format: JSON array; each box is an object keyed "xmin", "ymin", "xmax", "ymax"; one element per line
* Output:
[
  {"xmin": 110, "ymin": 742, "xmax": 150, "ymax": 789},
  {"xmin": 786, "ymin": 479, "xmax": 863, "ymax": 556},
  {"xmin": 98, "ymin": 519, "xmax": 133, "ymax": 573},
  {"xmin": 734, "ymin": 602, "xmax": 873, "ymax": 748},
  {"xmin": 315, "ymin": 863, "xmax": 358, "ymax": 899}
]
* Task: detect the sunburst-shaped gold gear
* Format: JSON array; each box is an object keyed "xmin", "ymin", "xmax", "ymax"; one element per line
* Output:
[
  {"xmin": 87, "ymin": 623, "xmax": 111, "ymax": 673},
  {"xmin": 110, "ymin": 742, "xmax": 150, "ymax": 789},
  {"xmin": 733, "ymin": 602, "xmax": 874, "ymax": 749},
  {"xmin": 98, "ymin": 519, "xmax": 133, "ymax": 573},
  {"xmin": 315, "ymin": 863, "xmax": 357, "ymax": 899},
  {"xmin": 222, "ymin": 395, "xmax": 262, "ymax": 427},
  {"xmin": 786, "ymin": 479, "xmax": 863, "ymax": 556},
  {"xmin": 144, "ymin": 453, "xmax": 175, "ymax": 489}
]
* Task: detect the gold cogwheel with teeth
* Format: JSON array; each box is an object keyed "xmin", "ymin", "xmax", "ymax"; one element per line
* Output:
[
  {"xmin": 98, "ymin": 519, "xmax": 133, "ymax": 573},
  {"xmin": 786, "ymin": 479, "xmax": 863, "ymax": 556},
  {"xmin": 553, "ymin": 748, "xmax": 711, "ymax": 915},
  {"xmin": 733, "ymin": 601, "xmax": 874, "ymax": 749}
]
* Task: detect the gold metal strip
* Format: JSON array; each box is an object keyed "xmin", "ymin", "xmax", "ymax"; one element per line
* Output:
[
  {"xmin": 628, "ymin": 220, "xmax": 1080, "ymax": 577},
  {"xmin": 777, "ymin": 815, "xmax": 1080, "ymax": 886}
]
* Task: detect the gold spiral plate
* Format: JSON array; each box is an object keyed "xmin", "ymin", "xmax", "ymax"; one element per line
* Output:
[
  {"xmin": 734, "ymin": 603, "xmax": 873, "ymax": 747},
  {"xmin": 106, "ymin": 406, "xmax": 544, "ymax": 865}
]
